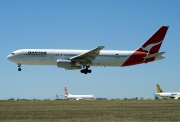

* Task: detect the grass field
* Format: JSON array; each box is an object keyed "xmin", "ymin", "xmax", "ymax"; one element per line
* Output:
[{"xmin": 0, "ymin": 100, "xmax": 180, "ymax": 122}]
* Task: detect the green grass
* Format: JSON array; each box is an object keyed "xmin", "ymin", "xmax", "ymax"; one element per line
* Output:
[{"xmin": 0, "ymin": 100, "xmax": 180, "ymax": 122}]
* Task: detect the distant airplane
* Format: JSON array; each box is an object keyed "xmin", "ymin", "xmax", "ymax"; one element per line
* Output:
[
  {"xmin": 61, "ymin": 87, "xmax": 96, "ymax": 100},
  {"xmin": 155, "ymin": 84, "xmax": 180, "ymax": 99},
  {"xmin": 7, "ymin": 26, "xmax": 169, "ymax": 74}
]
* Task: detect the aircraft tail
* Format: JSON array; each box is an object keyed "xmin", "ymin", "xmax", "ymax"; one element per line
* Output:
[
  {"xmin": 136, "ymin": 26, "xmax": 169, "ymax": 54},
  {"xmin": 156, "ymin": 84, "xmax": 163, "ymax": 93},
  {"xmin": 64, "ymin": 86, "xmax": 69, "ymax": 96}
]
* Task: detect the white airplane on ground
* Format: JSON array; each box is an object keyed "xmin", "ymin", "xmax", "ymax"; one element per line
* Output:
[
  {"xmin": 155, "ymin": 84, "xmax": 180, "ymax": 99},
  {"xmin": 59, "ymin": 87, "xmax": 96, "ymax": 100},
  {"xmin": 7, "ymin": 26, "xmax": 168, "ymax": 74}
]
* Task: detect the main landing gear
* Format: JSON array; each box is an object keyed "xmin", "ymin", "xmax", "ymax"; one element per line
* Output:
[
  {"xmin": 17, "ymin": 64, "xmax": 21, "ymax": 71},
  {"xmin": 80, "ymin": 67, "xmax": 92, "ymax": 74}
]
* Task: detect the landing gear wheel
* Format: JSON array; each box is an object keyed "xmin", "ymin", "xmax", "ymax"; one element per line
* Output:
[
  {"xmin": 83, "ymin": 69, "xmax": 88, "ymax": 74},
  {"xmin": 80, "ymin": 66, "xmax": 92, "ymax": 74},
  {"xmin": 17, "ymin": 64, "xmax": 21, "ymax": 71},
  {"xmin": 88, "ymin": 70, "xmax": 91, "ymax": 73},
  {"xmin": 80, "ymin": 70, "xmax": 84, "ymax": 73},
  {"xmin": 18, "ymin": 68, "xmax": 21, "ymax": 71}
]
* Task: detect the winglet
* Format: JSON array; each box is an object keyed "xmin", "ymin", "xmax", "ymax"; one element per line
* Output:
[{"xmin": 136, "ymin": 26, "xmax": 169, "ymax": 54}]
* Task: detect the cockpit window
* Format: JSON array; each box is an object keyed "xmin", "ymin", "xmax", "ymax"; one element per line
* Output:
[{"xmin": 11, "ymin": 53, "xmax": 15, "ymax": 55}]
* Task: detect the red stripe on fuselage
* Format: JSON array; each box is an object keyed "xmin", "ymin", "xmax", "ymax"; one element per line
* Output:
[{"xmin": 122, "ymin": 51, "xmax": 154, "ymax": 66}]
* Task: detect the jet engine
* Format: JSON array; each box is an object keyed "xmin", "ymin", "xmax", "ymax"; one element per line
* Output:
[{"xmin": 57, "ymin": 59, "xmax": 81, "ymax": 70}]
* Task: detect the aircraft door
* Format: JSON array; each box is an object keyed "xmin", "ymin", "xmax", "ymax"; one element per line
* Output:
[{"xmin": 20, "ymin": 53, "xmax": 24, "ymax": 58}]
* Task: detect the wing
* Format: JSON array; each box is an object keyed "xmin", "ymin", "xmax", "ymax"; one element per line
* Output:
[{"xmin": 69, "ymin": 46, "xmax": 104, "ymax": 62}]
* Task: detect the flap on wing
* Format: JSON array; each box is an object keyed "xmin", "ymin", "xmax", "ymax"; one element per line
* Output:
[
  {"xmin": 144, "ymin": 52, "xmax": 165, "ymax": 59},
  {"xmin": 70, "ymin": 46, "xmax": 104, "ymax": 62}
]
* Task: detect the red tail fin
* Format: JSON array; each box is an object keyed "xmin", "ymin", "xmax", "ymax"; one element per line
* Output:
[
  {"xmin": 64, "ymin": 87, "xmax": 68, "ymax": 96},
  {"xmin": 136, "ymin": 26, "xmax": 169, "ymax": 54}
]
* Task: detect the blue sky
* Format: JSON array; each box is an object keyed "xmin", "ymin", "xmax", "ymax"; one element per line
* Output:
[{"xmin": 1, "ymin": 0, "xmax": 180, "ymax": 100}]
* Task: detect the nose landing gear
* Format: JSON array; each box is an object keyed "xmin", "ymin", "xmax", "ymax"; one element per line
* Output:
[{"xmin": 17, "ymin": 64, "xmax": 21, "ymax": 71}]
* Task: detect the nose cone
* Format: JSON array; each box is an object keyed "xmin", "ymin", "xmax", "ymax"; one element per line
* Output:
[
  {"xmin": 7, "ymin": 55, "xmax": 11, "ymax": 60},
  {"xmin": 7, "ymin": 54, "xmax": 14, "ymax": 62}
]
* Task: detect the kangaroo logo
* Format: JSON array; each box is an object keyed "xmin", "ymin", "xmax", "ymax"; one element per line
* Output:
[{"xmin": 141, "ymin": 40, "xmax": 163, "ymax": 53}]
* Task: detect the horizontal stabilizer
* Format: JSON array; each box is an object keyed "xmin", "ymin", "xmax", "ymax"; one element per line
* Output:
[{"xmin": 144, "ymin": 52, "xmax": 165, "ymax": 60}]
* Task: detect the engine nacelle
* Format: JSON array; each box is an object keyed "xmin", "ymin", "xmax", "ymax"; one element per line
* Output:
[{"xmin": 57, "ymin": 59, "xmax": 81, "ymax": 70}]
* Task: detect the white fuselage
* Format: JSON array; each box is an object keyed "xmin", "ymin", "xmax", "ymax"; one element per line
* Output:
[
  {"xmin": 7, "ymin": 49, "xmax": 134, "ymax": 67},
  {"xmin": 155, "ymin": 92, "xmax": 180, "ymax": 99},
  {"xmin": 66, "ymin": 94, "xmax": 96, "ymax": 100}
]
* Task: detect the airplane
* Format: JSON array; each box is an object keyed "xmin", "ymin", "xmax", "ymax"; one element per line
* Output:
[
  {"xmin": 59, "ymin": 87, "xmax": 96, "ymax": 100},
  {"xmin": 155, "ymin": 84, "xmax": 180, "ymax": 99},
  {"xmin": 7, "ymin": 26, "xmax": 169, "ymax": 74}
]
